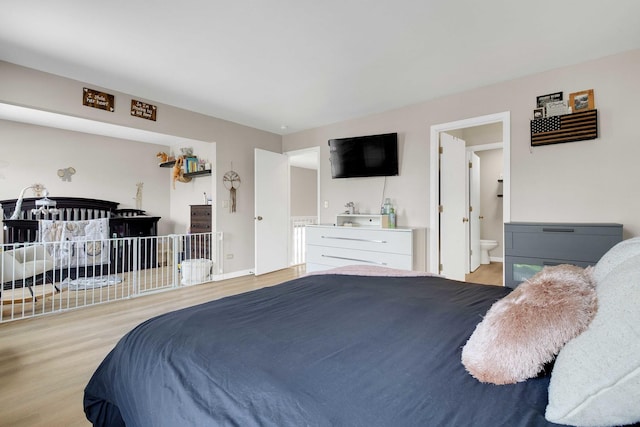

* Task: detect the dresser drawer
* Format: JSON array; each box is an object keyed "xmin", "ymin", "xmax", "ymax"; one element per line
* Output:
[
  {"xmin": 190, "ymin": 205, "xmax": 212, "ymax": 233},
  {"xmin": 504, "ymin": 255, "xmax": 593, "ymax": 288},
  {"xmin": 191, "ymin": 205, "xmax": 211, "ymax": 218},
  {"xmin": 191, "ymin": 222, "xmax": 212, "ymax": 232},
  {"xmin": 306, "ymin": 245, "xmax": 412, "ymax": 270},
  {"xmin": 505, "ymin": 223, "xmax": 622, "ymax": 262},
  {"xmin": 306, "ymin": 226, "xmax": 412, "ymax": 255}
]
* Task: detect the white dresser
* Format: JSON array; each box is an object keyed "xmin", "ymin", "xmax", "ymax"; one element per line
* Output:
[{"xmin": 305, "ymin": 224, "xmax": 414, "ymax": 273}]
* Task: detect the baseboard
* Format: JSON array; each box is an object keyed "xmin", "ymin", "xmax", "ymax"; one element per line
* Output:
[
  {"xmin": 211, "ymin": 269, "xmax": 254, "ymax": 281},
  {"xmin": 490, "ymin": 256, "xmax": 504, "ymax": 263}
]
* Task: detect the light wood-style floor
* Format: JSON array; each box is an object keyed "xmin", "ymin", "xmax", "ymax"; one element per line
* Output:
[
  {"xmin": 465, "ymin": 262, "xmax": 503, "ymax": 286},
  {"xmin": 0, "ymin": 266, "xmax": 305, "ymax": 427},
  {"xmin": 0, "ymin": 263, "xmax": 502, "ymax": 427}
]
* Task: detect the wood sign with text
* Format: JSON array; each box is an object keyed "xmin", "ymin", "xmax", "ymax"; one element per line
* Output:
[
  {"xmin": 131, "ymin": 99, "xmax": 157, "ymax": 121},
  {"xmin": 82, "ymin": 87, "xmax": 115, "ymax": 112}
]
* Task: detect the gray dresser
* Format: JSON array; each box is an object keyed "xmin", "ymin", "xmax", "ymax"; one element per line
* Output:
[{"xmin": 504, "ymin": 222, "xmax": 622, "ymax": 288}]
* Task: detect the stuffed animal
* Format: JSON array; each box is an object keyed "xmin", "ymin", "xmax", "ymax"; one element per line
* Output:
[
  {"xmin": 156, "ymin": 152, "xmax": 169, "ymax": 163},
  {"xmin": 172, "ymin": 156, "xmax": 192, "ymax": 189}
]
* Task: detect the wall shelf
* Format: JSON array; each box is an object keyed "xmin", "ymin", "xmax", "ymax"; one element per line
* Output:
[
  {"xmin": 336, "ymin": 213, "xmax": 389, "ymax": 228},
  {"xmin": 159, "ymin": 160, "xmax": 211, "ymax": 177},
  {"xmin": 184, "ymin": 169, "xmax": 211, "ymax": 177},
  {"xmin": 530, "ymin": 109, "xmax": 598, "ymax": 147}
]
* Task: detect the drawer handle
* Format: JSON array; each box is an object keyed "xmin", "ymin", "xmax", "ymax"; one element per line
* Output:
[
  {"xmin": 542, "ymin": 228, "xmax": 575, "ymax": 233},
  {"xmin": 321, "ymin": 254, "xmax": 387, "ymax": 266},
  {"xmin": 321, "ymin": 236, "xmax": 387, "ymax": 243}
]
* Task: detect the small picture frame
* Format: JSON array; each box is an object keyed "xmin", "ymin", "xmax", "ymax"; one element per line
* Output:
[
  {"xmin": 545, "ymin": 100, "xmax": 570, "ymax": 117},
  {"xmin": 533, "ymin": 107, "xmax": 545, "ymax": 119},
  {"xmin": 536, "ymin": 92, "xmax": 563, "ymax": 108},
  {"xmin": 569, "ymin": 89, "xmax": 595, "ymax": 112}
]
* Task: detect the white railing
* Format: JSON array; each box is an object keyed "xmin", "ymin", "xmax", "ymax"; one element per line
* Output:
[
  {"xmin": 291, "ymin": 216, "xmax": 318, "ymax": 265},
  {"xmin": 0, "ymin": 232, "xmax": 223, "ymax": 322}
]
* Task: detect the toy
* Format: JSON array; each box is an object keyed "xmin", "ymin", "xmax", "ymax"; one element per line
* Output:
[
  {"xmin": 156, "ymin": 152, "xmax": 169, "ymax": 163},
  {"xmin": 172, "ymin": 156, "xmax": 192, "ymax": 189}
]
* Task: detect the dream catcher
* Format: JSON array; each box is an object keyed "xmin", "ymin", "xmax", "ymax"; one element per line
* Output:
[{"xmin": 223, "ymin": 168, "xmax": 241, "ymax": 213}]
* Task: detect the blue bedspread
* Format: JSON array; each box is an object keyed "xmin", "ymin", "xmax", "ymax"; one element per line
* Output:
[{"xmin": 84, "ymin": 274, "xmax": 560, "ymax": 427}]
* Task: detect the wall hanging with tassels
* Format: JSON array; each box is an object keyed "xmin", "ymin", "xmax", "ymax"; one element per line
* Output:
[{"xmin": 223, "ymin": 167, "xmax": 241, "ymax": 213}]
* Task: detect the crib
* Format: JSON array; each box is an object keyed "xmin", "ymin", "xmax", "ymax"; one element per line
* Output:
[{"xmin": 1, "ymin": 197, "xmax": 222, "ymax": 322}]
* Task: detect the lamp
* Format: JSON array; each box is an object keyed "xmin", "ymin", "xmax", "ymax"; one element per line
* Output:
[{"xmin": 8, "ymin": 184, "xmax": 59, "ymax": 220}]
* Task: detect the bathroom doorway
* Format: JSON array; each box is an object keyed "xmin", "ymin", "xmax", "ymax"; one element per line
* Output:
[
  {"xmin": 429, "ymin": 112, "xmax": 511, "ymax": 285},
  {"xmin": 466, "ymin": 143, "xmax": 504, "ymax": 276}
]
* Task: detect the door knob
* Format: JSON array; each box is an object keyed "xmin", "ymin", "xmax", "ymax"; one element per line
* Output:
[
  {"xmin": 255, "ymin": 216, "xmax": 263, "ymax": 221},
  {"xmin": 462, "ymin": 217, "xmax": 469, "ymax": 223}
]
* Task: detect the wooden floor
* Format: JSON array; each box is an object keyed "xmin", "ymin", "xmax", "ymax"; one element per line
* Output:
[
  {"xmin": 0, "ymin": 266, "xmax": 305, "ymax": 427},
  {"xmin": 465, "ymin": 262, "xmax": 503, "ymax": 286},
  {"xmin": 2, "ymin": 266, "xmax": 176, "ymax": 322},
  {"xmin": 0, "ymin": 263, "xmax": 503, "ymax": 427}
]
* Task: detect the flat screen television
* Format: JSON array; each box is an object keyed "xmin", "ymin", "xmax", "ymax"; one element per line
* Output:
[{"xmin": 328, "ymin": 132, "xmax": 398, "ymax": 178}]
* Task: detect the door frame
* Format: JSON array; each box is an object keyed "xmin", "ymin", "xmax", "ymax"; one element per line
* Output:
[
  {"xmin": 285, "ymin": 146, "xmax": 321, "ymax": 223},
  {"xmin": 467, "ymin": 150, "xmax": 481, "ymax": 273},
  {"xmin": 285, "ymin": 146, "xmax": 321, "ymax": 266},
  {"xmin": 428, "ymin": 112, "xmax": 511, "ymax": 279}
]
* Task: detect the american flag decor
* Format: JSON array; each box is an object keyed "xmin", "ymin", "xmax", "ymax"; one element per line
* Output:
[{"xmin": 530, "ymin": 109, "xmax": 598, "ymax": 146}]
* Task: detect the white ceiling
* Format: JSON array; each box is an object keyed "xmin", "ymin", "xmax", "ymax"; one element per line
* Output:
[{"xmin": 1, "ymin": 1, "xmax": 639, "ymax": 135}]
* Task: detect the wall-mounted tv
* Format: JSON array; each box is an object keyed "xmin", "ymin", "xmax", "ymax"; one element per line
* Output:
[{"xmin": 328, "ymin": 132, "xmax": 398, "ymax": 178}]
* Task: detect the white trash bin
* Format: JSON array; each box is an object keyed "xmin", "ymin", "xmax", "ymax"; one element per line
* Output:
[{"xmin": 181, "ymin": 259, "xmax": 213, "ymax": 285}]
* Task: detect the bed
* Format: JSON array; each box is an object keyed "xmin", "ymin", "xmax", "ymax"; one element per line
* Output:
[{"xmin": 84, "ymin": 242, "xmax": 640, "ymax": 427}]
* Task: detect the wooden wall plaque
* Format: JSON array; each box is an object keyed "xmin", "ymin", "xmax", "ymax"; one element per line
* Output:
[
  {"xmin": 83, "ymin": 87, "xmax": 115, "ymax": 112},
  {"xmin": 530, "ymin": 109, "xmax": 598, "ymax": 146},
  {"xmin": 131, "ymin": 99, "xmax": 157, "ymax": 121}
]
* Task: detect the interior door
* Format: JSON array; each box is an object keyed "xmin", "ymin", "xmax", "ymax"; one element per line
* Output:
[
  {"xmin": 254, "ymin": 148, "xmax": 290, "ymax": 275},
  {"xmin": 469, "ymin": 152, "xmax": 481, "ymax": 272},
  {"xmin": 439, "ymin": 133, "xmax": 466, "ymax": 281}
]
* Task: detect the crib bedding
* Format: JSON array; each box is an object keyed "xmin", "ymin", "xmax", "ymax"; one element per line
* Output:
[{"xmin": 84, "ymin": 273, "xmax": 560, "ymax": 427}]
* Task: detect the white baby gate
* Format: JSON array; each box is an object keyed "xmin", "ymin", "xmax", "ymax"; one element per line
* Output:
[{"xmin": 0, "ymin": 232, "xmax": 223, "ymax": 322}]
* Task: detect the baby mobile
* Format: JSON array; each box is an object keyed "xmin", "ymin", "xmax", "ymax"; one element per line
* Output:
[{"xmin": 223, "ymin": 164, "xmax": 241, "ymax": 213}]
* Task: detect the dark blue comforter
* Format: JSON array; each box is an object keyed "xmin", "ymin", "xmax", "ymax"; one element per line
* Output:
[{"xmin": 84, "ymin": 274, "xmax": 560, "ymax": 427}]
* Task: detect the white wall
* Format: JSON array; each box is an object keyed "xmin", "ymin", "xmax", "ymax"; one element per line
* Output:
[
  {"xmin": 0, "ymin": 119, "xmax": 171, "ymax": 235},
  {"xmin": 283, "ymin": 49, "xmax": 640, "ymax": 271},
  {"xmin": 290, "ymin": 167, "xmax": 317, "ymax": 216},
  {"xmin": 0, "ymin": 60, "xmax": 282, "ymax": 274},
  {"xmin": 3, "ymin": 49, "xmax": 638, "ymax": 274}
]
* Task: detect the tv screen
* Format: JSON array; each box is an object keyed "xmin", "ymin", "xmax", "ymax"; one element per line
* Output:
[{"xmin": 328, "ymin": 132, "xmax": 398, "ymax": 178}]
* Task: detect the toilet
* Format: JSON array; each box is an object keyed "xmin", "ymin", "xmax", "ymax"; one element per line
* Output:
[{"xmin": 479, "ymin": 240, "xmax": 498, "ymax": 265}]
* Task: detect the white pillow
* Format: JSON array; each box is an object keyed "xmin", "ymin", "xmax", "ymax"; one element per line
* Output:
[
  {"xmin": 593, "ymin": 236, "xmax": 640, "ymax": 284},
  {"xmin": 546, "ymin": 254, "xmax": 640, "ymax": 426}
]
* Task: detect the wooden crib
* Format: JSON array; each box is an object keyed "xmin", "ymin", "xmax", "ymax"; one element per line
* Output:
[{"xmin": 1, "ymin": 197, "xmax": 160, "ymax": 278}]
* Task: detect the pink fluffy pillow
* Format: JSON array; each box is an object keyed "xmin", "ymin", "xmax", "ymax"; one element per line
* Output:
[{"xmin": 461, "ymin": 264, "xmax": 597, "ymax": 385}]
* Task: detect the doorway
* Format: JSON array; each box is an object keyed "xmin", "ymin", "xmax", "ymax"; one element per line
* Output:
[
  {"xmin": 287, "ymin": 147, "xmax": 320, "ymax": 266},
  {"xmin": 429, "ymin": 112, "xmax": 511, "ymax": 283}
]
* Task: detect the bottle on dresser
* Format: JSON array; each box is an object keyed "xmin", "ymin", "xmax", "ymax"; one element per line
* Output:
[{"xmin": 382, "ymin": 198, "xmax": 392, "ymax": 214}]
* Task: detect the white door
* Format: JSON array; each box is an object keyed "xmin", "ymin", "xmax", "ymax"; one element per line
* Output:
[
  {"xmin": 439, "ymin": 133, "xmax": 467, "ymax": 281},
  {"xmin": 254, "ymin": 149, "xmax": 290, "ymax": 275},
  {"xmin": 468, "ymin": 152, "xmax": 481, "ymax": 272}
]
